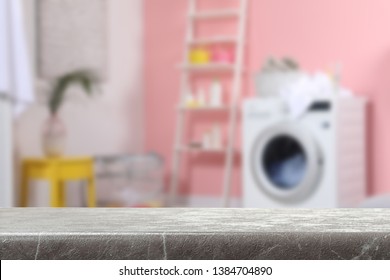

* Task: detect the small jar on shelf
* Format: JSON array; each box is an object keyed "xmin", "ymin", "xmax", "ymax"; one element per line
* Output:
[{"xmin": 189, "ymin": 47, "xmax": 211, "ymax": 65}]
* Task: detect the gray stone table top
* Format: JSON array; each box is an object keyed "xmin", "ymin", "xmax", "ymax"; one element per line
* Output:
[{"xmin": 1, "ymin": 208, "xmax": 390, "ymax": 260}]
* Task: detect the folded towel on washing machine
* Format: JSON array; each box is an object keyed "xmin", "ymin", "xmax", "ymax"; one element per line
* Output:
[{"xmin": 279, "ymin": 72, "xmax": 353, "ymax": 119}]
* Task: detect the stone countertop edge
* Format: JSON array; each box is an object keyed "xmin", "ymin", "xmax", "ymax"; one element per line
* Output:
[{"xmin": 1, "ymin": 208, "xmax": 390, "ymax": 260}]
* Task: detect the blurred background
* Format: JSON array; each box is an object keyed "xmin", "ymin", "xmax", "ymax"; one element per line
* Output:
[{"xmin": 1, "ymin": 0, "xmax": 390, "ymax": 208}]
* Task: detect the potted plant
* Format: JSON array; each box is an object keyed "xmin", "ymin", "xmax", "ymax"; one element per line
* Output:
[{"xmin": 43, "ymin": 69, "xmax": 99, "ymax": 157}]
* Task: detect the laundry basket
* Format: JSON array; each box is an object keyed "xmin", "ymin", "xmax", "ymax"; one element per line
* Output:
[{"xmin": 94, "ymin": 153, "xmax": 164, "ymax": 207}]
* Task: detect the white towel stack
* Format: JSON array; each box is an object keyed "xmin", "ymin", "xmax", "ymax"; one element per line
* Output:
[{"xmin": 279, "ymin": 72, "xmax": 353, "ymax": 119}]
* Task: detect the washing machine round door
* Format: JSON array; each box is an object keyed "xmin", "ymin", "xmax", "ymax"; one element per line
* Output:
[{"xmin": 252, "ymin": 123, "xmax": 323, "ymax": 204}]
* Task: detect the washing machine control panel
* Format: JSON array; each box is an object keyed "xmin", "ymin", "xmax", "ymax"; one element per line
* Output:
[{"xmin": 244, "ymin": 100, "xmax": 286, "ymax": 120}]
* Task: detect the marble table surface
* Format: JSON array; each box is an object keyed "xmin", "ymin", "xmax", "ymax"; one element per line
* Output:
[{"xmin": 1, "ymin": 208, "xmax": 390, "ymax": 260}]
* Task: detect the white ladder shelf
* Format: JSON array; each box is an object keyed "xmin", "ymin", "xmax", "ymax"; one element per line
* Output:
[{"xmin": 169, "ymin": 0, "xmax": 248, "ymax": 207}]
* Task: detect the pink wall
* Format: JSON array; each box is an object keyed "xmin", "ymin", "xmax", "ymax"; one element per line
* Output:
[{"xmin": 145, "ymin": 0, "xmax": 390, "ymax": 197}]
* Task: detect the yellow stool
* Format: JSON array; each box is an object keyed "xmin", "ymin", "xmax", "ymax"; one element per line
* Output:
[{"xmin": 20, "ymin": 157, "xmax": 96, "ymax": 207}]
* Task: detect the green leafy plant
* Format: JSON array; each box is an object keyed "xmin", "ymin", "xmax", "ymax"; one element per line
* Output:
[{"xmin": 48, "ymin": 69, "xmax": 99, "ymax": 116}]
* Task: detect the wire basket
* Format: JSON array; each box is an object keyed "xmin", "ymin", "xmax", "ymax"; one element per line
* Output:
[{"xmin": 94, "ymin": 153, "xmax": 164, "ymax": 207}]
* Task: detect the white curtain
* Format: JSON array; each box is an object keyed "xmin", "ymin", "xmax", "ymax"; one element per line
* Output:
[
  {"xmin": 0, "ymin": 0, "xmax": 10, "ymax": 92},
  {"xmin": 0, "ymin": 0, "xmax": 34, "ymax": 207},
  {"xmin": 1, "ymin": 0, "xmax": 34, "ymax": 114}
]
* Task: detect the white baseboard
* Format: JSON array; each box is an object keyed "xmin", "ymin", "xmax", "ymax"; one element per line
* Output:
[{"xmin": 172, "ymin": 195, "xmax": 242, "ymax": 208}]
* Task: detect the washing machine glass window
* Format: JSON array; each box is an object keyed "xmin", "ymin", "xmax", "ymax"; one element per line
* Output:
[
  {"xmin": 262, "ymin": 135, "xmax": 307, "ymax": 190},
  {"xmin": 252, "ymin": 123, "xmax": 323, "ymax": 204}
]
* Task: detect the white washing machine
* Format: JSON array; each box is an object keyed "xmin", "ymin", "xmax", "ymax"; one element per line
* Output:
[{"xmin": 243, "ymin": 97, "xmax": 367, "ymax": 208}]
